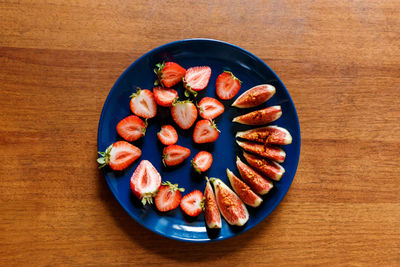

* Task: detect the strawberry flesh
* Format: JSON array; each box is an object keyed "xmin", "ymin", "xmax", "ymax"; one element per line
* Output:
[
  {"xmin": 155, "ymin": 62, "xmax": 186, "ymax": 88},
  {"xmin": 130, "ymin": 89, "xmax": 157, "ymax": 119},
  {"xmin": 116, "ymin": 115, "xmax": 146, "ymax": 142},
  {"xmin": 157, "ymin": 125, "xmax": 178, "ymax": 146},
  {"xmin": 198, "ymin": 97, "xmax": 225, "ymax": 120},
  {"xmin": 216, "ymin": 71, "xmax": 241, "ymax": 100},
  {"xmin": 163, "ymin": 145, "xmax": 191, "ymax": 166},
  {"xmin": 193, "ymin": 120, "xmax": 219, "ymax": 144},
  {"xmin": 97, "ymin": 141, "xmax": 141, "ymax": 171},
  {"xmin": 191, "ymin": 151, "xmax": 213, "ymax": 173},
  {"xmin": 183, "ymin": 66, "xmax": 211, "ymax": 95},
  {"xmin": 180, "ymin": 190, "xmax": 203, "ymax": 217},
  {"xmin": 155, "ymin": 181, "xmax": 184, "ymax": 212},
  {"xmin": 130, "ymin": 160, "xmax": 161, "ymax": 205},
  {"xmin": 170, "ymin": 100, "xmax": 198, "ymax": 130},
  {"xmin": 153, "ymin": 87, "xmax": 178, "ymax": 107}
]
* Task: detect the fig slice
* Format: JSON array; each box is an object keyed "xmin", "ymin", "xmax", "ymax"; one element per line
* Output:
[
  {"xmin": 210, "ymin": 178, "xmax": 249, "ymax": 226},
  {"xmin": 226, "ymin": 169, "xmax": 263, "ymax": 208},
  {"xmin": 242, "ymin": 152, "xmax": 285, "ymax": 181},
  {"xmin": 236, "ymin": 157, "xmax": 273, "ymax": 195},
  {"xmin": 202, "ymin": 178, "xmax": 222, "ymax": 229},
  {"xmin": 236, "ymin": 140, "xmax": 286, "ymax": 163},
  {"xmin": 232, "ymin": 106, "xmax": 282, "ymax": 125},
  {"xmin": 236, "ymin": 125, "xmax": 292, "ymax": 145},
  {"xmin": 232, "ymin": 84, "xmax": 275, "ymax": 108}
]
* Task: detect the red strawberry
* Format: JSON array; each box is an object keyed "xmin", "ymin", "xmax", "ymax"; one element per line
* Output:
[
  {"xmin": 155, "ymin": 181, "xmax": 185, "ymax": 212},
  {"xmin": 153, "ymin": 87, "xmax": 178, "ymax": 107},
  {"xmin": 203, "ymin": 178, "xmax": 222, "ymax": 229},
  {"xmin": 183, "ymin": 66, "xmax": 211, "ymax": 97},
  {"xmin": 170, "ymin": 99, "xmax": 198, "ymax": 130},
  {"xmin": 97, "ymin": 141, "xmax": 141, "ymax": 171},
  {"xmin": 163, "ymin": 144, "xmax": 191, "ymax": 166},
  {"xmin": 157, "ymin": 125, "xmax": 178, "ymax": 146},
  {"xmin": 154, "ymin": 62, "xmax": 186, "ymax": 88},
  {"xmin": 215, "ymin": 71, "xmax": 241, "ymax": 100},
  {"xmin": 130, "ymin": 160, "xmax": 162, "ymax": 205},
  {"xmin": 116, "ymin": 115, "xmax": 147, "ymax": 142},
  {"xmin": 180, "ymin": 190, "xmax": 204, "ymax": 217},
  {"xmin": 232, "ymin": 106, "xmax": 282, "ymax": 125},
  {"xmin": 130, "ymin": 88, "xmax": 157, "ymax": 118},
  {"xmin": 193, "ymin": 120, "xmax": 220, "ymax": 144},
  {"xmin": 191, "ymin": 151, "xmax": 213, "ymax": 173},
  {"xmin": 198, "ymin": 97, "xmax": 225, "ymax": 120},
  {"xmin": 232, "ymin": 84, "xmax": 276, "ymax": 108}
]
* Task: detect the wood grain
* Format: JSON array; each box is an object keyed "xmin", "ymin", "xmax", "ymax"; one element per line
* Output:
[{"xmin": 1, "ymin": 0, "xmax": 399, "ymax": 265}]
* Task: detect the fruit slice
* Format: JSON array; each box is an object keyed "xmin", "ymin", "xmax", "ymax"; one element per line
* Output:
[
  {"xmin": 130, "ymin": 160, "xmax": 162, "ymax": 205},
  {"xmin": 153, "ymin": 87, "xmax": 178, "ymax": 107},
  {"xmin": 116, "ymin": 115, "xmax": 147, "ymax": 142},
  {"xmin": 170, "ymin": 99, "xmax": 198, "ymax": 130},
  {"xmin": 154, "ymin": 62, "xmax": 186, "ymax": 88},
  {"xmin": 215, "ymin": 71, "xmax": 241, "ymax": 100},
  {"xmin": 198, "ymin": 97, "xmax": 225, "ymax": 120},
  {"xmin": 202, "ymin": 178, "xmax": 222, "ymax": 229},
  {"xmin": 155, "ymin": 181, "xmax": 185, "ymax": 212},
  {"xmin": 162, "ymin": 144, "xmax": 191, "ymax": 166},
  {"xmin": 211, "ymin": 178, "xmax": 249, "ymax": 226},
  {"xmin": 226, "ymin": 169, "xmax": 263, "ymax": 208},
  {"xmin": 232, "ymin": 84, "xmax": 276, "ymax": 108},
  {"xmin": 97, "ymin": 141, "xmax": 141, "ymax": 171},
  {"xmin": 236, "ymin": 157, "xmax": 274, "ymax": 195},
  {"xmin": 236, "ymin": 125, "xmax": 292, "ymax": 145},
  {"xmin": 157, "ymin": 125, "xmax": 178, "ymax": 145},
  {"xmin": 130, "ymin": 88, "xmax": 157, "ymax": 118},
  {"xmin": 183, "ymin": 66, "xmax": 212, "ymax": 97},
  {"xmin": 191, "ymin": 151, "xmax": 213, "ymax": 173},
  {"xmin": 232, "ymin": 105, "xmax": 282, "ymax": 125},
  {"xmin": 193, "ymin": 120, "xmax": 220, "ymax": 144},
  {"xmin": 242, "ymin": 152, "xmax": 285, "ymax": 181},
  {"xmin": 236, "ymin": 140, "xmax": 286, "ymax": 163},
  {"xmin": 180, "ymin": 190, "xmax": 204, "ymax": 217}
]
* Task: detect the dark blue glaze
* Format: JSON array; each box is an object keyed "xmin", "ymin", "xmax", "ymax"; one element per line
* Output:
[{"xmin": 97, "ymin": 39, "xmax": 301, "ymax": 242}]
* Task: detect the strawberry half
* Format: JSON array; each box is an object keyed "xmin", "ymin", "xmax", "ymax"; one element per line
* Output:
[
  {"xmin": 180, "ymin": 190, "xmax": 204, "ymax": 217},
  {"xmin": 193, "ymin": 120, "xmax": 220, "ymax": 144},
  {"xmin": 191, "ymin": 151, "xmax": 213, "ymax": 173},
  {"xmin": 130, "ymin": 88, "xmax": 157, "ymax": 118},
  {"xmin": 130, "ymin": 160, "xmax": 162, "ymax": 205},
  {"xmin": 153, "ymin": 87, "xmax": 178, "ymax": 107},
  {"xmin": 157, "ymin": 125, "xmax": 178, "ymax": 146},
  {"xmin": 97, "ymin": 141, "xmax": 141, "ymax": 171},
  {"xmin": 163, "ymin": 144, "xmax": 191, "ymax": 166},
  {"xmin": 154, "ymin": 62, "xmax": 186, "ymax": 88},
  {"xmin": 170, "ymin": 99, "xmax": 198, "ymax": 130},
  {"xmin": 216, "ymin": 71, "xmax": 241, "ymax": 100},
  {"xmin": 197, "ymin": 97, "xmax": 225, "ymax": 120},
  {"xmin": 155, "ymin": 181, "xmax": 185, "ymax": 212},
  {"xmin": 116, "ymin": 115, "xmax": 147, "ymax": 142},
  {"xmin": 183, "ymin": 66, "xmax": 211, "ymax": 97}
]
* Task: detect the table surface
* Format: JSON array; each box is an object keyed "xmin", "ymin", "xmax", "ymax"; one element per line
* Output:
[{"xmin": 1, "ymin": 0, "xmax": 399, "ymax": 265}]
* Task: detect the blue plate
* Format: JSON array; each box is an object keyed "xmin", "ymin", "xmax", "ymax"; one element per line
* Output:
[{"xmin": 97, "ymin": 39, "xmax": 301, "ymax": 242}]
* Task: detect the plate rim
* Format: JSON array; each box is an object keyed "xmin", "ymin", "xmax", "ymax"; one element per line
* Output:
[{"xmin": 97, "ymin": 38, "xmax": 301, "ymax": 243}]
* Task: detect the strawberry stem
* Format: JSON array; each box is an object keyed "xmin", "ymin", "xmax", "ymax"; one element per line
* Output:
[
  {"xmin": 223, "ymin": 71, "xmax": 242, "ymax": 84},
  {"xmin": 97, "ymin": 144, "xmax": 113, "ymax": 168},
  {"xmin": 162, "ymin": 181, "xmax": 185, "ymax": 192}
]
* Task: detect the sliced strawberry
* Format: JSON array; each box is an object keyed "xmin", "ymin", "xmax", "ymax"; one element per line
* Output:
[
  {"xmin": 163, "ymin": 144, "xmax": 191, "ymax": 166},
  {"xmin": 232, "ymin": 105, "xmax": 282, "ymax": 125},
  {"xmin": 130, "ymin": 160, "xmax": 162, "ymax": 205},
  {"xmin": 236, "ymin": 157, "xmax": 273, "ymax": 195},
  {"xmin": 215, "ymin": 71, "xmax": 241, "ymax": 100},
  {"xmin": 203, "ymin": 178, "xmax": 222, "ymax": 229},
  {"xmin": 170, "ymin": 99, "xmax": 198, "ymax": 130},
  {"xmin": 242, "ymin": 151, "xmax": 285, "ymax": 181},
  {"xmin": 191, "ymin": 151, "xmax": 213, "ymax": 173},
  {"xmin": 116, "ymin": 115, "xmax": 147, "ymax": 142},
  {"xmin": 180, "ymin": 190, "xmax": 204, "ymax": 217},
  {"xmin": 198, "ymin": 97, "xmax": 225, "ymax": 120},
  {"xmin": 153, "ymin": 87, "xmax": 178, "ymax": 107},
  {"xmin": 130, "ymin": 88, "xmax": 157, "ymax": 119},
  {"xmin": 155, "ymin": 181, "xmax": 185, "ymax": 212},
  {"xmin": 183, "ymin": 66, "xmax": 211, "ymax": 97},
  {"xmin": 236, "ymin": 125, "xmax": 292, "ymax": 145},
  {"xmin": 157, "ymin": 125, "xmax": 178, "ymax": 146},
  {"xmin": 193, "ymin": 120, "xmax": 220, "ymax": 144},
  {"xmin": 97, "ymin": 141, "xmax": 141, "ymax": 171},
  {"xmin": 226, "ymin": 168, "xmax": 263, "ymax": 208},
  {"xmin": 236, "ymin": 140, "xmax": 286, "ymax": 163},
  {"xmin": 154, "ymin": 62, "xmax": 186, "ymax": 88},
  {"xmin": 232, "ymin": 84, "xmax": 276, "ymax": 108}
]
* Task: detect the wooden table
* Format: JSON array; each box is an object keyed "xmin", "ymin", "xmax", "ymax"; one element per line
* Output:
[{"xmin": 1, "ymin": 1, "xmax": 399, "ymax": 265}]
